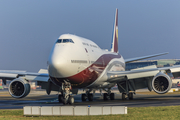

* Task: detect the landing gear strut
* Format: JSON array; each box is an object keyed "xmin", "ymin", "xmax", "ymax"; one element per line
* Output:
[{"xmin": 58, "ymin": 82, "xmax": 74, "ymax": 105}]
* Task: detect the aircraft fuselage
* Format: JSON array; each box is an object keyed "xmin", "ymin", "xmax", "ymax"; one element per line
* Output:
[{"xmin": 48, "ymin": 34, "xmax": 125, "ymax": 89}]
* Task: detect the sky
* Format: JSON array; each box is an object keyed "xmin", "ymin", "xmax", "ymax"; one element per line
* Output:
[{"xmin": 0, "ymin": 0, "xmax": 180, "ymax": 72}]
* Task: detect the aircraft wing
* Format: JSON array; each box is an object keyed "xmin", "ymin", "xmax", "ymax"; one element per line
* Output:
[
  {"xmin": 107, "ymin": 64, "xmax": 180, "ymax": 94},
  {"xmin": 107, "ymin": 65, "xmax": 180, "ymax": 83},
  {"xmin": 0, "ymin": 69, "xmax": 62, "ymax": 96},
  {"xmin": 0, "ymin": 69, "xmax": 62, "ymax": 98},
  {"xmin": 0, "ymin": 69, "xmax": 49, "ymax": 85},
  {"xmin": 125, "ymin": 52, "xmax": 169, "ymax": 63}
]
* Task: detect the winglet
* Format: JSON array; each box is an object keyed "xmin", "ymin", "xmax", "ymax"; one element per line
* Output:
[{"xmin": 111, "ymin": 8, "xmax": 118, "ymax": 53}]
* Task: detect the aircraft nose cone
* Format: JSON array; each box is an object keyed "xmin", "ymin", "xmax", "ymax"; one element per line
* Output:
[
  {"xmin": 48, "ymin": 55, "xmax": 61, "ymax": 77},
  {"xmin": 48, "ymin": 46, "xmax": 67, "ymax": 78}
]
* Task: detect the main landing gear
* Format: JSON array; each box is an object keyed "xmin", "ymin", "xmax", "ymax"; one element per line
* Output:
[
  {"xmin": 117, "ymin": 80, "xmax": 135, "ymax": 100},
  {"xmin": 58, "ymin": 82, "xmax": 74, "ymax": 105},
  {"xmin": 122, "ymin": 92, "xmax": 134, "ymax": 100},
  {"xmin": 81, "ymin": 90, "xmax": 94, "ymax": 102},
  {"xmin": 81, "ymin": 89, "xmax": 115, "ymax": 102},
  {"xmin": 103, "ymin": 89, "xmax": 115, "ymax": 101}
]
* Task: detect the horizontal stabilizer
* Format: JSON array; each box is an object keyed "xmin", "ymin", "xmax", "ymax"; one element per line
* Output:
[{"xmin": 38, "ymin": 69, "xmax": 48, "ymax": 74}]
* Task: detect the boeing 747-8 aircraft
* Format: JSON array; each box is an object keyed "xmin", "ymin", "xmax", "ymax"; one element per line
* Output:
[{"xmin": 1, "ymin": 9, "xmax": 180, "ymax": 104}]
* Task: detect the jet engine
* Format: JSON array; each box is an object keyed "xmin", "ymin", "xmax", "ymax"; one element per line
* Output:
[
  {"xmin": 8, "ymin": 78, "xmax": 30, "ymax": 98},
  {"xmin": 152, "ymin": 72, "xmax": 172, "ymax": 94}
]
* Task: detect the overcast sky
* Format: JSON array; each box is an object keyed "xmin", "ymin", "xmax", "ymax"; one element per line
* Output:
[{"xmin": 0, "ymin": 0, "xmax": 180, "ymax": 72}]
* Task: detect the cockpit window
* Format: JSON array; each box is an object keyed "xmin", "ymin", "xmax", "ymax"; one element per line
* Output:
[
  {"xmin": 69, "ymin": 39, "xmax": 74, "ymax": 43},
  {"xmin": 63, "ymin": 39, "xmax": 68, "ymax": 43},
  {"xmin": 56, "ymin": 39, "xmax": 74, "ymax": 43},
  {"xmin": 56, "ymin": 39, "xmax": 62, "ymax": 43}
]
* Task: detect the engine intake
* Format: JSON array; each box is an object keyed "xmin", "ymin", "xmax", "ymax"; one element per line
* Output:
[
  {"xmin": 9, "ymin": 78, "xmax": 30, "ymax": 98},
  {"xmin": 152, "ymin": 72, "xmax": 172, "ymax": 94}
]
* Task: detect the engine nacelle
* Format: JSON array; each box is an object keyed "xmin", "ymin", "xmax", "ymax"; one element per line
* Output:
[
  {"xmin": 152, "ymin": 72, "xmax": 172, "ymax": 94},
  {"xmin": 9, "ymin": 78, "xmax": 30, "ymax": 98}
]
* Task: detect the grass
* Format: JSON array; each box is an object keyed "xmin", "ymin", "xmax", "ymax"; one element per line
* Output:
[{"xmin": 0, "ymin": 106, "xmax": 180, "ymax": 120}]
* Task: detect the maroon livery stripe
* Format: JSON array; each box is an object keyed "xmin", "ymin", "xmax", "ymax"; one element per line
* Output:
[{"xmin": 50, "ymin": 54, "xmax": 121, "ymax": 88}]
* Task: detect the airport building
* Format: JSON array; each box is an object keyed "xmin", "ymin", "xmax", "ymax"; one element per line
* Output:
[{"xmin": 0, "ymin": 80, "xmax": 3, "ymax": 89}]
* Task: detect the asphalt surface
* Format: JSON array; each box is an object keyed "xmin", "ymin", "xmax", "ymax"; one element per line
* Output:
[{"xmin": 1, "ymin": 89, "xmax": 180, "ymax": 109}]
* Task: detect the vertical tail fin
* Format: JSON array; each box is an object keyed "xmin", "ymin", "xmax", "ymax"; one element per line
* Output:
[{"xmin": 111, "ymin": 8, "xmax": 118, "ymax": 53}]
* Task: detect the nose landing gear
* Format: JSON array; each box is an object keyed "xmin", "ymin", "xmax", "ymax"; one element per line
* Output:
[{"xmin": 58, "ymin": 82, "xmax": 74, "ymax": 105}]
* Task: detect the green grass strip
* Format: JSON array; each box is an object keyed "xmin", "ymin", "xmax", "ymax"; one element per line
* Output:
[{"xmin": 0, "ymin": 106, "xmax": 180, "ymax": 120}]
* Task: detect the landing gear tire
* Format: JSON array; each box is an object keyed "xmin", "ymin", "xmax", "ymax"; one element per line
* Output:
[
  {"xmin": 62, "ymin": 98, "xmax": 67, "ymax": 105},
  {"xmin": 103, "ymin": 93, "xmax": 108, "ymax": 101},
  {"xmin": 128, "ymin": 93, "xmax": 133, "ymax": 100},
  {"xmin": 68, "ymin": 96, "xmax": 74, "ymax": 104},
  {"xmin": 88, "ymin": 93, "xmax": 93, "ymax": 101},
  {"xmin": 58, "ymin": 95, "xmax": 63, "ymax": 103},
  {"xmin": 122, "ymin": 93, "xmax": 126, "ymax": 100},
  {"xmin": 110, "ymin": 93, "xmax": 115, "ymax": 100},
  {"xmin": 82, "ymin": 94, "xmax": 87, "ymax": 101}
]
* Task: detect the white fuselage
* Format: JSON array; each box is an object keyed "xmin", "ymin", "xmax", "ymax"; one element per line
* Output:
[{"xmin": 48, "ymin": 34, "xmax": 125, "ymax": 88}]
